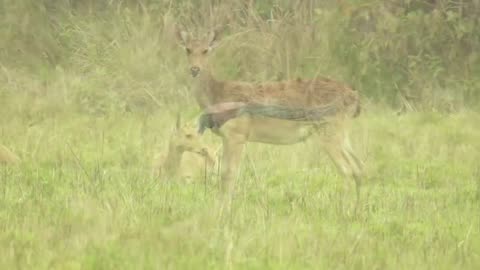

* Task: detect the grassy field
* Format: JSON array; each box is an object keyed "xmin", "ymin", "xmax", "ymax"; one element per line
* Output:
[
  {"xmin": 1, "ymin": 0, "xmax": 480, "ymax": 269},
  {"xmin": 1, "ymin": 107, "xmax": 480, "ymax": 269}
]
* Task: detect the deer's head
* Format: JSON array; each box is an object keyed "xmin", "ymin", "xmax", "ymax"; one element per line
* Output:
[{"xmin": 176, "ymin": 29, "xmax": 221, "ymax": 78}]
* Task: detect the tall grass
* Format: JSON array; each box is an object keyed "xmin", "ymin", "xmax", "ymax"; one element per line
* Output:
[{"xmin": 1, "ymin": 0, "xmax": 479, "ymax": 114}]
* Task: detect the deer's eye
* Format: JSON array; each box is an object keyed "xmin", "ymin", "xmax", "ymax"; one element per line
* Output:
[
  {"xmin": 202, "ymin": 49, "xmax": 209, "ymax": 54},
  {"xmin": 186, "ymin": 48, "xmax": 192, "ymax": 54}
]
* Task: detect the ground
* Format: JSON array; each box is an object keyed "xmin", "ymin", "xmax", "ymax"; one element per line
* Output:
[{"xmin": 1, "ymin": 107, "xmax": 479, "ymax": 269}]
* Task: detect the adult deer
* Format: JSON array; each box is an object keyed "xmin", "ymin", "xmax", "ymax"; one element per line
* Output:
[{"xmin": 176, "ymin": 28, "xmax": 363, "ymax": 207}]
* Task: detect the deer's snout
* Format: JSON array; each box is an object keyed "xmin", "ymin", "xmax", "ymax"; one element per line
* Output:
[{"xmin": 190, "ymin": 66, "xmax": 200, "ymax": 77}]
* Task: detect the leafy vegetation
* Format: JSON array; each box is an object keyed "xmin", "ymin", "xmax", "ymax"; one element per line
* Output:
[{"xmin": 1, "ymin": 0, "xmax": 479, "ymax": 112}]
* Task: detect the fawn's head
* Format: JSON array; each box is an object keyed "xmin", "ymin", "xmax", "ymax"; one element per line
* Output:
[
  {"xmin": 176, "ymin": 29, "xmax": 221, "ymax": 78},
  {"xmin": 170, "ymin": 115, "xmax": 212, "ymax": 158}
]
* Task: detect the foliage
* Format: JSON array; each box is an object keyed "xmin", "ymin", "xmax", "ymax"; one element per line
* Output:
[{"xmin": 0, "ymin": 0, "xmax": 479, "ymax": 113}]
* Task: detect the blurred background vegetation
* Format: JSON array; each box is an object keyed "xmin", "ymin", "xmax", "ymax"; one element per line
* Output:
[{"xmin": 0, "ymin": 0, "xmax": 479, "ymax": 118}]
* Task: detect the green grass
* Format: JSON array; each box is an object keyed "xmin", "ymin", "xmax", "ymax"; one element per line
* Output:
[
  {"xmin": 1, "ymin": 109, "xmax": 479, "ymax": 269},
  {"xmin": 1, "ymin": 1, "xmax": 480, "ymax": 268}
]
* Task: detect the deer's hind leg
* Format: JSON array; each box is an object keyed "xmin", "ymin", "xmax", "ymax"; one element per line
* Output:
[
  {"xmin": 343, "ymin": 133, "xmax": 364, "ymax": 177},
  {"xmin": 319, "ymin": 122, "xmax": 363, "ymax": 211}
]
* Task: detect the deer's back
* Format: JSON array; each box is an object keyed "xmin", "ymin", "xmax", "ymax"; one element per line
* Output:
[{"xmin": 217, "ymin": 77, "xmax": 360, "ymax": 116}]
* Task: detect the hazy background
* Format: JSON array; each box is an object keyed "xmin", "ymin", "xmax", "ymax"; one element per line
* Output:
[{"xmin": 1, "ymin": 0, "xmax": 479, "ymax": 117}]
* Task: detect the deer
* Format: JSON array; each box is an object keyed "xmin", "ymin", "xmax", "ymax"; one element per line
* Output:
[
  {"xmin": 175, "ymin": 27, "xmax": 364, "ymax": 208},
  {"xmin": 152, "ymin": 115, "xmax": 217, "ymax": 183}
]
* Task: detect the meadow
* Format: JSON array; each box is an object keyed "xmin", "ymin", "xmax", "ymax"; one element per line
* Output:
[
  {"xmin": 2, "ymin": 104, "xmax": 480, "ymax": 269},
  {"xmin": 1, "ymin": 0, "xmax": 480, "ymax": 269}
]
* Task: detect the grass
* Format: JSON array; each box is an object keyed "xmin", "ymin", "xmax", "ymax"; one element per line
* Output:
[
  {"xmin": 1, "ymin": 108, "xmax": 479, "ymax": 269},
  {"xmin": 1, "ymin": 1, "xmax": 480, "ymax": 268}
]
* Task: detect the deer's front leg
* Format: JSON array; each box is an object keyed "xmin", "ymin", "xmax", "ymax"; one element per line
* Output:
[
  {"xmin": 218, "ymin": 118, "xmax": 249, "ymax": 200},
  {"xmin": 220, "ymin": 135, "xmax": 245, "ymax": 198}
]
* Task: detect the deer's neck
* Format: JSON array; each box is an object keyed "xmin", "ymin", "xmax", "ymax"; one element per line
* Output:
[
  {"xmin": 163, "ymin": 144, "xmax": 183, "ymax": 177},
  {"xmin": 193, "ymin": 69, "xmax": 223, "ymax": 109}
]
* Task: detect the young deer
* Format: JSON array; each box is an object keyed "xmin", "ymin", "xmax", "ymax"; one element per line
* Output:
[
  {"xmin": 152, "ymin": 116, "xmax": 217, "ymax": 182},
  {"xmin": 176, "ymin": 29, "xmax": 363, "ymax": 206}
]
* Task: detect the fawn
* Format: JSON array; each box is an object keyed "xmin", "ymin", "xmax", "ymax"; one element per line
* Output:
[
  {"xmin": 152, "ymin": 116, "xmax": 217, "ymax": 183},
  {"xmin": 176, "ymin": 28, "xmax": 363, "ymax": 206}
]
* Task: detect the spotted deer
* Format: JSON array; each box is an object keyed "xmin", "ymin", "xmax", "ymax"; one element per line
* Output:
[
  {"xmin": 152, "ymin": 116, "xmax": 217, "ymax": 182},
  {"xmin": 176, "ymin": 28, "xmax": 363, "ymax": 206}
]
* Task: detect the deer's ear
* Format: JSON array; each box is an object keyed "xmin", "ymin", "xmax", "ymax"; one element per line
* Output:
[
  {"xmin": 207, "ymin": 29, "xmax": 221, "ymax": 49},
  {"xmin": 175, "ymin": 26, "xmax": 189, "ymax": 47}
]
